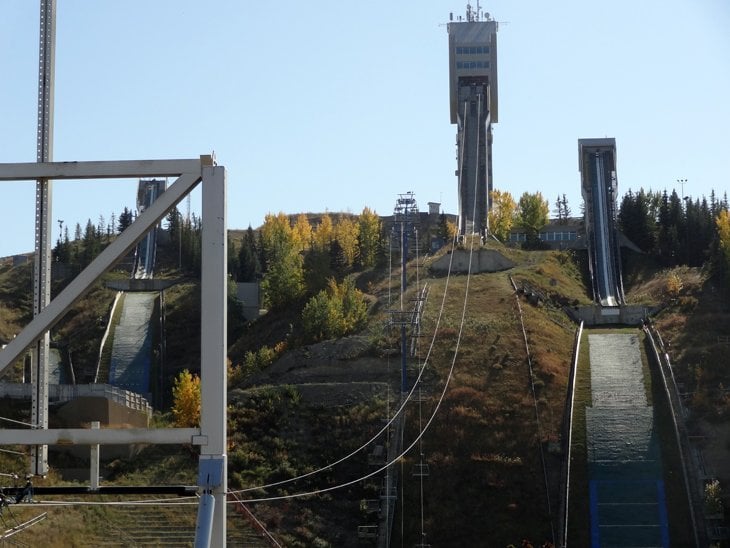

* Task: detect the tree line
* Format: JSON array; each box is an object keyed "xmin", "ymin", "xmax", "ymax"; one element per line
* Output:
[
  {"xmin": 618, "ymin": 188, "xmax": 729, "ymax": 272},
  {"xmin": 488, "ymin": 190, "xmax": 551, "ymax": 247},
  {"xmin": 229, "ymin": 209, "xmax": 387, "ymax": 341},
  {"xmin": 53, "ymin": 207, "xmax": 134, "ymax": 269},
  {"xmin": 52, "ymin": 206, "xmax": 203, "ymax": 275}
]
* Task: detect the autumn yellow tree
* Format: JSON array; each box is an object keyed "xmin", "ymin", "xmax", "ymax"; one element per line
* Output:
[
  {"xmin": 334, "ymin": 216, "xmax": 360, "ymax": 267},
  {"xmin": 292, "ymin": 213, "xmax": 312, "ymax": 253},
  {"xmin": 517, "ymin": 191, "xmax": 550, "ymax": 247},
  {"xmin": 260, "ymin": 212, "xmax": 294, "ymax": 256},
  {"xmin": 716, "ymin": 209, "xmax": 730, "ymax": 283},
  {"xmin": 260, "ymin": 212, "xmax": 304, "ymax": 308},
  {"xmin": 358, "ymin": 207, "xmax": 382, "ymax": 268},
  {"xmin": 313, "ymin": 213, "xmax": 334, "ymax": 251},
  {"xmin": 301, "ymin": 277, "xmax": 368, "ymax": 341},
  {"xmin": 172, "ymin": 369, "xmax": 201, "ymax": 427},
  {"xmin": 488, "ymin": 189, "xmax": 517, "ymax": 241}
]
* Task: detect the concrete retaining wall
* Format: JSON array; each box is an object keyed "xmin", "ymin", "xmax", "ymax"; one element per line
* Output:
[
  {"xmin": 429, "ymin": 248, "xmax": 515, "ymax": 274},
  {"xmin": 566, "ymin": 304, "xmax": 660, "ymax": 326}
]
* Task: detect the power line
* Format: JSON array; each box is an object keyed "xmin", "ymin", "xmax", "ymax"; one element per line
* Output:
[
  {"xmin": 229, "ymin": 229, "xmax": 476, "ymax": 505},
  {"xmin": 230, "ymin": 233, "xmax": 460, "ymax": 496}
]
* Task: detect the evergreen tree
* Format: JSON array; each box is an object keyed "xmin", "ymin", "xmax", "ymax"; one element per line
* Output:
[
  {"xmin": 329, "ymin": 239, "xmax": 348, "ymax": 280},
  {"xmin": 553, "ymin": 195, "xmax": 563, "ymax": 222},
  {"xmin": 118, "ymin": 207, "xmax": 134, "ymax": 232},
  {"xmin": 97, "ymin": 215, "xmax": 106, "ymax": 239},
  {"xmin": 227, "ymin": 238, "xmax": 240, "ymax": 279},
  {"xmin": 81, "ymin": 218, "xmax": 101, "ymax": 267},
  {"xmin": 303, "ymin": 247, "xmax": 333, "ymax": 294},
  {"xmin": 561, "ymin": 194, "xmax": 571, "ymax": 220},
  {"xmin": 237, "ymin": 226, "xmax": 261, "ymax": 282},
  {"xmin": 618, "ymin": 188, "xmax": 656, "ymax": 252},
  {"xmin": 437, "ymin": 213, "xmax": 450, "ymax": 241}
]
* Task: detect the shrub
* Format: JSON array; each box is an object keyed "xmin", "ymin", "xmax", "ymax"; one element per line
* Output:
[
  {"xmin": 301, "ymin": 277, "xmax": 367, "ymax": 342},
  {"xmin": 664, "ymin": 272, "xmax": 683, "ymax": 299},
  {"xmin": 705, "ymin": 479, "xmax": 723, "ymax": 515}
]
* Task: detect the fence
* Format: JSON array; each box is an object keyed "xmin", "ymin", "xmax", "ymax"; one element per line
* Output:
[{"xmin": 0, "ymin": 383, "xmax": 152, "ymax": 416}]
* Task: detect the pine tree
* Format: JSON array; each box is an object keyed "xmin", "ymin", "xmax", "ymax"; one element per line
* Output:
[
  {"xmin": 118, "ymin": 207, "xmax": 134, "ymax": 232},
  {"xmin": 237, "ymin": 226, "xmax": 261, "ymax": 282},
  {"xmin": 329, "ymin": 239, "xmax": 348, "ymax": 280},
  {"xmin": 553, "ymin": 195, "xmax": 563, "ymax": 221},
  {"xmin": 561, "ymin": 194, "xmax": 571, "ymax": 220}
]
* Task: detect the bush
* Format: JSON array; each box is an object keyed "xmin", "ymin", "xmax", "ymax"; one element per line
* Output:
[
  {"xmin": 301, "ymin": 277, "xmax": 367, "ymax": 342},
  {"xmin": 664, "ymin": 272, "xmax": 683, "ymax": 299},
  {"xmin": 705, "ymin": 479, "xmax": 723, "ymax": 515}
]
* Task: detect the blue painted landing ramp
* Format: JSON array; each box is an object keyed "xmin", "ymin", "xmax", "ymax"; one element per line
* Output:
[{"xmin": 586, "ymin": 334, "xmax": 669, "ymax": 548}]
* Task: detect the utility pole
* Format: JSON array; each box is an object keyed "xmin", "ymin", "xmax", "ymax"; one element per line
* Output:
[
  {"xmin": 677, "ymin": 178, "xmax": 687, "ymax": 200},
  {"xmin": 393, "ymin": 192, "xmax": 418, "ymax": 393},
  {"xmin": 31, "ymin": 0, "xmax": 56, "ymax": 477}
]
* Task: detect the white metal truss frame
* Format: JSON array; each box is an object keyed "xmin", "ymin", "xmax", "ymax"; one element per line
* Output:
[{"xmin": 0, "ymin": 156, "xmax": 228, "ymax": 547}]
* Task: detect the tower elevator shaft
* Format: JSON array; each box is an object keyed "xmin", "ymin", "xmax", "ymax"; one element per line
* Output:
[{"xmin": 456, "ymin": 82, "xmax": 491, "ymax": 237}]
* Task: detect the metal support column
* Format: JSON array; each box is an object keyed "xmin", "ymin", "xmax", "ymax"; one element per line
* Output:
[
  {"xmin": 90, "ymin": 421, "xmax": 100, "ymax": 490},
  {"xmin": 31, "ymin": 0, "xmax": 56, "ymax": 476},
  {"xmin": 392, "ymin": 193, "xmax": 417, "ymax": 393},
  {"xmin": 195, "ymin": 165, "xmax": 228, "ymax": 547},
  {"xmin": 400, "ymin": 221, "xmax": 408, "ymax": 394}
]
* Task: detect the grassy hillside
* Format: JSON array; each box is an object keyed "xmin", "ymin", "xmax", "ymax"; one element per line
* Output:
[
  {"xmin": 622, "ymin": 251, "xmax": 730, "ymax": 514},
  {"xmin": 389, "ymin": 246, "xmax": 581, "ymax": 545},
  {"xmin": 0, "ymin": 259, "xmax": 32, "ymax": 345},
  {"xmin": 3, "ymin": 239, "xmax": 727, "ymax": 545}
]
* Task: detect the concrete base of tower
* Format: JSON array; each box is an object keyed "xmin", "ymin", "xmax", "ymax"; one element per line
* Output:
[{"xmin": 429, "ymin": 248, "xmax": 514, "ymax": 275}]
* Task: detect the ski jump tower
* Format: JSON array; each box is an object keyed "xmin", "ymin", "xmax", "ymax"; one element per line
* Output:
[{"xmin": 448, "ymin": 3, "xmax": 498, "ymax": 237}]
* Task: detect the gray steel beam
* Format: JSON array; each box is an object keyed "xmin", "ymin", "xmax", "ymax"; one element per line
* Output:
[
  {"xmin": 0, "ymin": 427, "xmax": 199, "ymax": 445},
  {"xmin": 0, "ymin": 159, "xmax": 205, "ymax": 181},
  {"xmin": 0, "ymin": 170, "xmax": 201, "ymax": 375},
  {"xmin": 197, "ymin": 165, "xmax": 227, "ymax": 547}
]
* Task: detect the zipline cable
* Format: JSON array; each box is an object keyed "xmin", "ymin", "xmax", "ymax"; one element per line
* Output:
[
  {"xmin": 229, "ymin": 230, "xmax": 461, "ymax": 496},
  {"xmin": 227, "ymin": 215, "xmax": 477, "ymax": 504}
]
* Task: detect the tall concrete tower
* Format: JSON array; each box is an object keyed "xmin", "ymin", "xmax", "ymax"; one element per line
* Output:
[{"xmin": 447, "ymin": 3, "xmax": 498, "ymax": 237}]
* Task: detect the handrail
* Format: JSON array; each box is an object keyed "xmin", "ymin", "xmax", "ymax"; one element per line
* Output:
[
  {"xmin": 228, "ymin": 492, "xmax": 282, "ymax": 547},
  {"xmin": 559, "ymin": 320, "xmax": 583, "ymax": 547},
  {"xmin": 95, "ymin": 291, "xmax": 123, "ymax": 383},
  {"xmin": 0, "ymin": 383, "xmax": 152, "ymax": 415},
  {"xmin": 644, "ymin": 324, "xmax": 702, "ymax": 547}
]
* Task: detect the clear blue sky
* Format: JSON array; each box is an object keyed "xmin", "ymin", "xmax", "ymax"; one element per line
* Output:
[{"xmin": 1, "ymin": 0, "xmax": 728, "ymax": 258}]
